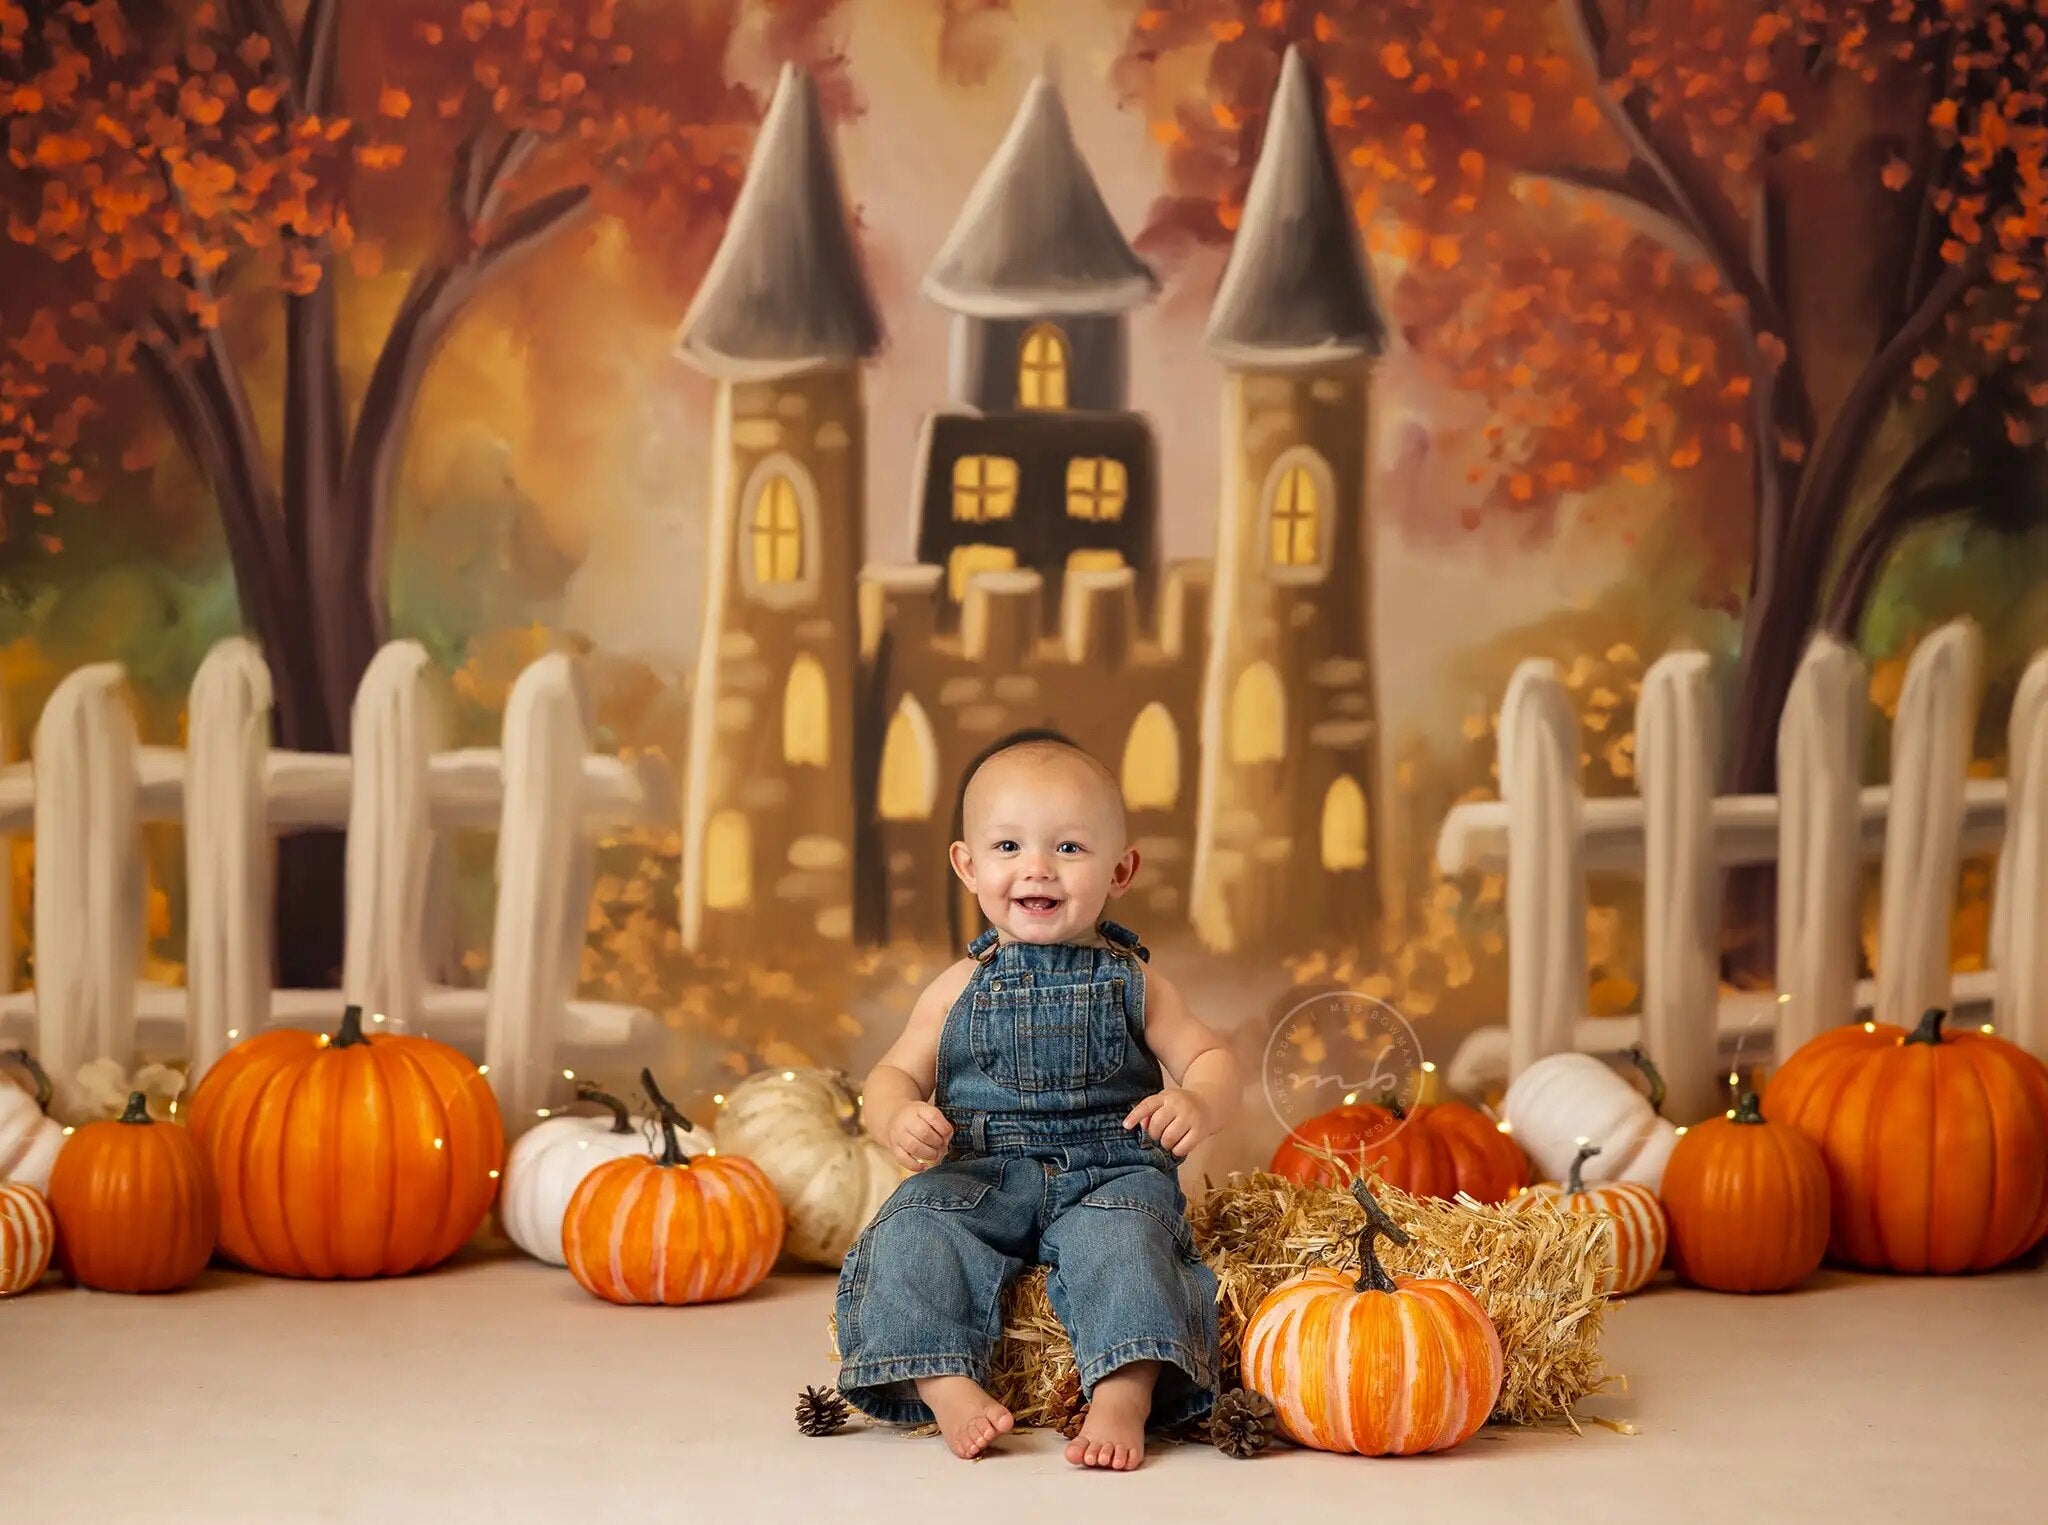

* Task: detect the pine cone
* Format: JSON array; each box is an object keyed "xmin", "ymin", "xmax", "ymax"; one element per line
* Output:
[
  {"xmin": 1210, "ymin": 1388, "xmax": 1276, "ymax": 1459},
  {"xmin": 796, "ymin": 1384, "xmax": 852, "ymax": 1437}
]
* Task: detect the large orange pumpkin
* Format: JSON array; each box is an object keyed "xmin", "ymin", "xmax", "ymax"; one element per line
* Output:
[
  {"xmin": 1270, "ymin": 1097, "xmax": 1528, "ymax": 1203},
  {"xmin": 1241, "ymin": 1181, "xmax": 1503, "ymax": 1455},
  {"xmin": 46, "ymin": 1093, "xmax": 217, "ymax": 1293},
  {"xmin": 1661, "ymin": 1092, "xmax": 1829, "ymax": 1293},
  {"xmin": 1763, "ymin": 1007, "xmax": 2048, "ymax": 1273},
  {"xmin": 184, "ymin": 1005, "xmax": 504, "ymax": 1278},
  {"xmin": 1, "ymin": 1181, "xmax": 56, "ymax": 1295},
  {"xmin": 563, "ymin": 1070, "xmax": 784, "ymax": 1305},
  {"xmin": 1512, "ymin": 1142, "xmax": 1668, "ymax": 1296}
]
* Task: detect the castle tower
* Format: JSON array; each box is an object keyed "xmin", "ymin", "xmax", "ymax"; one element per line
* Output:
[
  {"xmin": 675, "ymin": 64, "xmax": 882, "ymax": 956},
  {"xmin": 911, "ymin": 73, "xmax": 1163, "ymax": 634},
  {"xmin": 1187, "ymin": 47, "xmax": 1391, "ymax": 955}
]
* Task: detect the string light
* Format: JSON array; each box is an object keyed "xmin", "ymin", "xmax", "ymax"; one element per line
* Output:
[
  {"xmin": 1420, "ymin": 1062, "xmax": 1437, "ymax": 1074},
  {"xmin": 782, "ymin": 1071, "xmax": 796, "ymax": 1081},
  {"xmin": 579, "ymin": 1140, "xmax": 590, "ymax": 1149},
  {"xmin": 477, "ymin": 1065, "xmax": 490, "ymax": 1075},
  {"xmin": 373, "ymin": 1013, "xmax": 387, "ymax": 1025},
  {"xmin": 536, "ymin": 1108, "xmax": 551, "ymax": 1119},
  {"xmin": 226, "ymin": 1029, "xmax": 240, "ymax": 1040},
  {"xmin": 1725, "ymin": 1109, "xmax": 1737, "ymax": 1119},
  {"xmin": 1496, "ymin": 1120, "xmax": 1513, "ymax": 1135},
  {"xmin": 1674, "ymin": 1126, "xmax": 1688, "ymax": 1137},
  {"xmin": 488, "ymin": 1169, "xmax": 500, "ymax": 1180},
  {"xmin": 1863, "ymin": 1022, "xmax": 1878, "ymax": 1033},
  {"xmin": 62, "ymin": 1126, "xmax": 74, "ymax": 1136},
  {"xmin": 1574, "ymin": 1136, "xmax": 1590, "ymax": 1147},
  {"xmin": 316, "ymin": 1033, "xmax": 331, "ymax": 1047},
  {"xmin": 1776, "ymin": 993, "xmax": 1791, "ymax": 1005},
  {"xmin": 1728, "ymin": 1071, "xmax": 1740, "ymax": 1086},
  {"xmin": 562, "ymin": 1069, "xmax": 575, "ymax": 1081},
  {"xmin": 1343, "ymin": 1091, "xmax": 1358, "ymax": 1105},
  {"xmin": 712, "ymin": 1093, "xmax": 726, "ymax": 1105},
  {"xmin": 432, "ymin": 1138, "xmax": 444, "ymax": 1150},
  {"xmin": 1980, "ymin": 1023, "xmax": 1995, "ymax": 1034}
]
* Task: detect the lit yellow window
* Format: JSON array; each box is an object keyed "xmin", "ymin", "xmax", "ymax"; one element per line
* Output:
[
  {"xmin": 1066, "ymin": 457, "xmax": 1127, "ymax": 520},
  {"xmin": 952, "ymin": 455, "xmax": 1018, "ymax": 521},
  {"xmin": 1121, "ymin": 702, "xmax": 1180, "ymax": 811},
  {"xmin": 1269, "ymin": 462, "xmax": 1321, "ymax": 567},
  {"xmin": 1019, "ymin": 323, "xmax": 1069, "ymax": 409},
  {"xmin": 1066, "ymin": 548, "xmax": 1125, "ymax": 575},
  {"xmin": 1229, "ymin": 662, "xmax": 1285, "ymax": 763},
  {"xmin": 750, "ymin": 474, "xmax": 803, "ymax": 584},
  {"xmin": 705, "ymin": 810, "xmax": 752, "ymax": 909},
  {"xmin": 783, "ymin": 654, "xmax": 829, "ymax": 767},
  {"xmin": 878, "ymin": 696, "xmax": 938, "ymax": 820},
  {"xmin": 947, "ymin": 543, "xmax": 1017, "ymax": 602},
  {"xmin": 1321, "ymin": 774, "xmax": 1368, "ymax": 870}
]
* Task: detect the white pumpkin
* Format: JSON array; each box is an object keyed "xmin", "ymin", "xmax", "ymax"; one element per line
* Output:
[
  {"xmin": 712, "ymin": 1067, "xmax": 903, "ymax": 1268},
  {"xmin": 1, "ymin": 1051, "xmax": 65, "ymax": 1193},
  {"xmin": 500, "ymin": 1083, "xmax": 713, "ymax": 1265},
  {"xmin": 1503, "ymin": 1050, "xmax": 1678, "ymax": 1191}
]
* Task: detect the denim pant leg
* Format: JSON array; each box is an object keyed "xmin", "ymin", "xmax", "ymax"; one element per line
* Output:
[
  {"xmin": 1040, "ymin": 1162, "xmax": 1221, "ymax": 1429},
  {"xmin": 834, "ymin": 1156, "xmax": 1036, "ymax": 1424}
]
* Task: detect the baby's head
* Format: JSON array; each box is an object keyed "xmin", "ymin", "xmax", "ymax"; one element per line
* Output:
[{"xmin": 949, "ymin": 729, "xmax": 1138, "ymax": 947}]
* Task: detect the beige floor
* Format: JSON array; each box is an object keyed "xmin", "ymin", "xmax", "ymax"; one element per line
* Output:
[{"xmin": 8, "ymin": 1242, "xmax": 2044, "ymax": 1524}]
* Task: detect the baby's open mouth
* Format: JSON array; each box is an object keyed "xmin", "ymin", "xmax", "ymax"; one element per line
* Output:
[{"xmin": 1014, "ymin": 896, "xmax": 1061, "ymax": 913}]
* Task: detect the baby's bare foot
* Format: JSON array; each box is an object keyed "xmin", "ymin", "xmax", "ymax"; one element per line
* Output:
[
  {"xmin": 1064, "ymin": 1370, "xmax": 1154, "ymax": 1471},
  {"xmin": 916, "ymin": 1375, "xmax": 1014, "ymax": 1460}
]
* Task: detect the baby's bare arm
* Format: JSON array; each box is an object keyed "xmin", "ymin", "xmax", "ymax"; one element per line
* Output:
[{"xmin": 861, "ymin": 957, "xmax": 976, "ymax": 1148}]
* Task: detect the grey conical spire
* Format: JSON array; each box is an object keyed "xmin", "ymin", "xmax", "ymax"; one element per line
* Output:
[
  {"xmin": 676, "ymin": 64, "xmax": 882, "ymax": 380},
  {"xmin": 924, "ymin": 73, "xmax": 1157, "ymax": 318},
  {"xmin": 1205, "ymin": 47, "xmax": 1387, "ymax": 366}
]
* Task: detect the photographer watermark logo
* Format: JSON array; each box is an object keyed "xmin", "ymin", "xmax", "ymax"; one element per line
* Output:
[{"xmin": 1262, "ymin": 989, "xmax": 1426, "ymax": 1150}]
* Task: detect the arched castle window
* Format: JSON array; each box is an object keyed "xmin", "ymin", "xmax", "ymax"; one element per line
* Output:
[
  {"xmin": 705, "ymin": 810, "xmax": 752, "ymax": 910},
  {"xmin": 1122, "ymin": 703, "xmax": 1180, "ymax": 811},
  {"xmin": 1321, "ymin": 774, "xmax": 1368, "ymax": 870},
  {"xmin": 952, "ymin": 455, "xmax": 1018, "ymax": 521},
  {"xmin": 783, "ymin": 654, "xmax": 829, "ymax": 767},
  {"xmin": 1066, "ymin": 457, "xmax": 1127, "ymax": 520},
  {"xmin": 1261, "ymin": 447, "xmax": 1335, "ymax": 578},
  {"xmin": 1229, "ymin": 662, "xmax": 1286, "ymax": 763},
  {"xmin": 947, "ymin": 543, "xmax": 1017, "ymax": 602},
  {"xmin": 738, "ymin": 455, "xmax": 820, "ymax": 608},
  {"xmin": 1019, "ymin": 323, "xmax": 1069, "ymax": 409},
  {"xmin": 879, "ymin": 695, "xmax": 939, "ymax": 820}
]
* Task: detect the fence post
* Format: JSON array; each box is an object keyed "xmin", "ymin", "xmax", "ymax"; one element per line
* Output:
[
  {"xmin": 342, "ymin": 641, "xmax": 445, "ymax": 1033},
  {"xmin": 32, "ymin": 665, "xmax": 143, "ymax": 1120},
  {"xmin": 1876, "ymin": 619, "xmax": 1984, "ymax": 1028},
  {"xmin": 184, "ymin": 638, "xmax": 275, "ymax": 1086},
  {"xmin": 1775, "ymin": 634, "xmax": 1869, "ymax": 1057},
  {"xmin": 482, "ymin": 654, "xmax": 595, "ymax": 1131},
  {"xmin": 1991, "ymin": 649, "xmax": 2048, "ymax": 1061},
  {"xmin": 1636, "ymin": 650, "xmax": 1722, "ymax": 1123},
  {"xmin": 1498, "ymin": 659, "xmax": 1584, "ymax": 1080}
]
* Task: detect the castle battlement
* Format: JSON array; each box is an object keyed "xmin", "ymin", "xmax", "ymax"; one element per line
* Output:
[{"xmin": 858, "ymin": 558, "xmax": 1213, "ymax": 673}]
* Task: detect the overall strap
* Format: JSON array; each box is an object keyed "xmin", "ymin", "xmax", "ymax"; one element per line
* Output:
[
  {"xmin": 1097, "ymin": 917, "xmax": 1150, "ymax": 963},
  {"xmin": 967, "ymin": 926, "xmax": 1001, "ymax": 964}
]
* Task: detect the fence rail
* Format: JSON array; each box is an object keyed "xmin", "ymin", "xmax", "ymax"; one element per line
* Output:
[
  {"xmin": 1434, "ymin": 619, "xmax": 2048, "ymax": 1118},
  {"xmin": 0, "ymin": 636, "xmax": 675, "ymax": 1126}
]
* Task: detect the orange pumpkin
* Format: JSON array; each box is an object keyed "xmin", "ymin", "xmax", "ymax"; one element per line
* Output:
[
  {"xmin": 1242, "ymin": 1181, "xmax": 1503, "ymax": 1455},
  {"xmin": 1661, "ymin": 1092, "xmax": 1829, "ymax": 1293},
  {"xmin": 564, "ymin": 1070, "xmax": 784, "ymax": 1305},
  {"xmin": 1, "ymin": 1181, "xmax": 56, "ymax": 1295},
  {"xmin": 1271, "ymin": 1097, "xmax": 1528, "ymax": 1203},
  {"xmin": 1513, "ymin": 1143, "xmax": 1668, "ymax": 1295},
  {"xmin": 1763, "ymin": 1007, "xmax": 2048, "ymax": 1273},
  {"xmin": 184, "ymin": 1005, "xmax": 504, "ymax": 1278},
  {"xmin": 46, "ymin": 1093, "xmax": 217, "ymax": 1293}
]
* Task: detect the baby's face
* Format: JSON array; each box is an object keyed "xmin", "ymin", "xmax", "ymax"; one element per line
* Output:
[{"xmin": 950, "ymin": 754, "xmax": 1136, "ymax": 947}]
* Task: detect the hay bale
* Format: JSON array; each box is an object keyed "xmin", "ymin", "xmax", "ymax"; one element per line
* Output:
[{"xmin": 828, "ymin": 1168, "xmax": 1616, "ymax": 1431}]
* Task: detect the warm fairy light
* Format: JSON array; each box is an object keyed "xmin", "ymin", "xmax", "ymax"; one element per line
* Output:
[
  {"xmin": 226, "ymin": 1028, "xmax": 239, "ymax": 1039},
  {"xmin": 1496, "ymin": 1120, "xmax": 1513, "ymax": 1134},
  {"xmin": 317, "ymin": 1033, "xmax": 330, "ymax": 1047},
  {"xmin": 169, "ymin": 1102, "xmax": 178, "ymax": 1116},
  {"xmin": 1420, "ymin": 1062, "xmax": 1437, "ymax": 1073},
  {"xmin": 478, "ymin": 1065, "xmax": 490, "ymax": 1075},
  {"xmin": 536, "ymin": 1108, "xmax": 551, "ymax": 1119},
  {"xmin": 1574, "ymin": 1135, "xmax": 1589, "ymax": 1147},
  {"xmin": 432, "ymin": 1138, "xmax": 444, "ymax": 1150},
  {"xmin": 1674, "ymin": 1126, "xmax": 1688, "ymax": 1136},
  {"xmin": 1776, "ymin": 993, "xmax": 1791, "ymax": 1004},
  {"xmin": 578, "ymin": 1140, "xmax": 590, "ymax": 1149},
  {"xmin": 1728, "ymin": 1071, "xmax": 1740, "ymax": 1086},
  {"xmin": 1725, "ymin": 1109, "xmax": 1737, "ymax": 1119},
  {"xmin": 62, "ymin": 1126, "xmax": 74, "ymax": 1136},
  {"xmin": 488, "ymin": 1169, "xmax": 500, "ymax": 1180},
  {"xmin": 373, "ymin": 1013, "xmax": 386, "ymax": 1024},
  {"xmin": 782, "ymin": 1071, "xmax": 796, "ymax": 1081},
  {"xmin": 1981, "ymin": 1024, "xmax": 1995, "ymax": 1033},
  {"xmin": 562, "ymin": 1069, "xmax": 575, "ymax": 1081},
  {"xmin": 1343, "ymin": 1091, "xmax": 1358, "ymax": 1105},
  {"xmin": 1863, "ymin": 1022, "xmax": 1877, "ymax": 1032},
  {"xmin": 712, "ymin": 1093, "xmax": 726, "ymax": 1105},
  {"xmin": 706, "ymin": 1147, "xmax": 717, "ymax": 1156}
]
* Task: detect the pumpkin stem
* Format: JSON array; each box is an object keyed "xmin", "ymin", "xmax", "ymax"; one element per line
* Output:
[
  {"xmin": 1347, "ymin": 1178, "xmax": 1412, "ymax": 1294},
  {"xmin": 1731, "ymin": 1090, "xmax": 1765, "ymax": 1125},
  {"xmin": 1623, "ymin": 1045, "xmax": 1667, "ymax": 1116},
  {"xmin": 334, "ymin": 1005, "xmax": 372, "ymax": 1049},
  {"xmin": 118, "ymin": 1091, "xmax": 153, "ymax": 1125},
  {"xmin": 1373, "ymin": 1078, "xmax": 1407, "ymax": 1122},
  {"xmin": 573, "ymin": 1081, "xmax": 634, "ymax": 1134},
  {"xmin": 1905, "ymin": 1008, "xmax": 1948, "ymax": 1046},
  {"xmin": 1567, "ymin": 1142, "xmax": 1602, "ymax": 1194},
  {"xmin": 640, "ymin": 1068, "xmax": 699, "ymax": 1168},
  {"xmin": 1, "ymin": 1048, "xmax": 53, "ymax": 1114}
]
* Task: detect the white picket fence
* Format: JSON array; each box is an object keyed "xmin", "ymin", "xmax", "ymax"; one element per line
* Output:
[
  {"xmin": 0, "ymin": 636, "xmax": 672, "ymax": 1126},
  {"xmin": 1435, "ymin": 618, "xmax": 2048, "ymax": 1122}
]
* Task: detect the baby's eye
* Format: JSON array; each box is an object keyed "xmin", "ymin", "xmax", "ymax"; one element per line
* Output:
[
  {"xmin": 993, "ymin": 840, "xmax": 1018, "ymax": 853},
  {"xmin": 1056, "ymin": 842, "xmax": 1085, "ymax": 854}
]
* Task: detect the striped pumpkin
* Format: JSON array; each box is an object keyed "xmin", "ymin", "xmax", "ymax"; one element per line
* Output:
[
  {"xmin": 563, "ymin": 1070, "xmax": 785, "ymax": 1306},
  {"xmin": 1, "ymin": 1181, "xmax": 56, "ymax": 1295},
  {"xmin": 1514, "ymin": 1142, "xmax": 1668, "ymax": 1295},
  {"xmin": 1241, "ymin": 1182, "xmax": 1503, "ymax": 1455},
  {"xmin": 184, "ymin": 1005, "xmax": 504, "ymax": 1278}
]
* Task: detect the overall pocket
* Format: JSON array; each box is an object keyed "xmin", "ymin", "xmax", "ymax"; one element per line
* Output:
[{"xmin": 973, "ymin": 974, "xmax": 1128, "ymax": 1093}]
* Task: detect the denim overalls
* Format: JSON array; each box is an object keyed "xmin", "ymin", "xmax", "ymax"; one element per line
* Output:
[{"xmin": 834, "ymin": 918, "xmax": 1221, "ymax": 1429}]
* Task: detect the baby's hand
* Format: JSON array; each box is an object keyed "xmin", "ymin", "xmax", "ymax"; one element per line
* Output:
[
  {"xmin": 1123, "ymin": 1088, "xmax": 1211, "ymax": 1158},
  {"xmin": 887, "ymin": 1101, "xmax": 954, "ymax": 1173}
]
